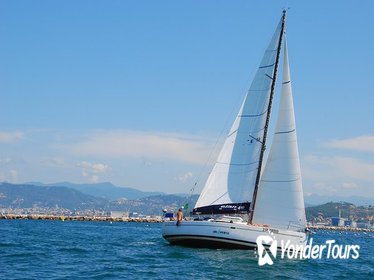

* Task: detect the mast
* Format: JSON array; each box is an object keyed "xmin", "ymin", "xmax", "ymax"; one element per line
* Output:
[{"xmin": 249, "ymin": 10, "xmax": 287, "ymax": 223}]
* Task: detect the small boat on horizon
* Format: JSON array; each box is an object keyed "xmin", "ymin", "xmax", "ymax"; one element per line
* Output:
[{"xmin": 162, "ymin": 10, "xmax": 307, "ymax": 250}]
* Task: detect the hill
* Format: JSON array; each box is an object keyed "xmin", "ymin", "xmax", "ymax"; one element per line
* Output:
[
  {"xmin": 27, "ymin": 181, "xmax": 374, "ymax": 206},
  {"xmin": 27, "ymin": 181, "xmax": 164, "ymax": 200},
  {"xmin": 304, "ymin": 194, "xmax": 374, "ymax": 207},
  {"xmin": 0, "ymin": 182, "xmax": 107, "ymax": 210},
  {"xmin": 109, "ymin": 194, "xmax": 199, "ymax": 216},
  {"xmin": 306, "ymin": 202, "xmax": 373, "ymax": 223},
  {"xmin": 0, "ymin": 183, "xmax": 194, "ymax": 214}
]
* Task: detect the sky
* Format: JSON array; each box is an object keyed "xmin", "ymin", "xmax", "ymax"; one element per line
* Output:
[{"xmin": 0, "ymin": 0, "xmax": 373, "ymax": 199}]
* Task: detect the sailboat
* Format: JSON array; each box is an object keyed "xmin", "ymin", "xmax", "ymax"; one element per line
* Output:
[{"xmin": 162, "ymin": 11, "xmax": 307, "ymax": 249}]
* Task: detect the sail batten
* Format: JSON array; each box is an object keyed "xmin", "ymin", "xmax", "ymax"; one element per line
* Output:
[
  {"xmin": 259, "ymin": 63, "xmax": 276, "ymax": 69},
  {"xmin": 261, "ymin": 178, "xmax": 301, "ymax": 183},
  {"xmin": 239, "ymin": 113, "xmax": 267, "ymax": 118},
  {"xmin": 275, "ymin": 129, "xmax": 295, "ymax": 134}
]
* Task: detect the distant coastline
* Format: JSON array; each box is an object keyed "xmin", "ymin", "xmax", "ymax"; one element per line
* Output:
[
  {"xmin": 1, "ymin": 182, "xmax": 373, "ymax": 231},
  {"xmin": 2, "ymin": 213, "xmax": 373, "ymax": 233},
  {"xmin": 0, "ymin": 213, "xmax": 163, "ymax": 223},
  {"xmin": 308, "ymin": 225, "xmax": 374, "ymax": 233}
]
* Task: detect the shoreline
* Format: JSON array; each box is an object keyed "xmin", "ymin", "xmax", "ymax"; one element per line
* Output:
[
  {"xmin": 0, "ymin": 213, "xmax": 163, "ymax": 223},
  {"xmin": 308, "ymin": 225, "xmax": 374, "ymax": 233},
  {"xmin": 1, "ymin": 214, "xmax": 373, "ymax": 232}
]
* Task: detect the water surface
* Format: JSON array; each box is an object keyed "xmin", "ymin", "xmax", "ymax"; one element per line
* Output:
[{"xmin": 0, "ymin": 220, "xmax": 372, "ymax": 279}]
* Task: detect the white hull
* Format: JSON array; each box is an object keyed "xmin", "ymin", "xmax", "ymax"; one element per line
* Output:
[{"xmin": 162, "ymin": 220, "xmax": 306, "ymax": 250}]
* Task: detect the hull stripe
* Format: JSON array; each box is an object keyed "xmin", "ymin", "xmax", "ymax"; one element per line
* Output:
[
  {"xmin": 164, "ymin": 234, "xmax": 256, "ymax": 246},
  {"xmin": 164, "ymin": 234, "xmax": 257, "ymax": 249},
  {"xmin": 163, "ymin": 234, "xmax": 284, "ymax": 250}
]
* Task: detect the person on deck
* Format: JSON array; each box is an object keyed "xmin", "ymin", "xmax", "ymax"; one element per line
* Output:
[{"xmin": 176, "ymin": 208, "xmax": 183, "ymax": 226}]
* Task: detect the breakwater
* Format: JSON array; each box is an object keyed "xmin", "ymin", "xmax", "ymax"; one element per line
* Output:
[
  {"xmin": 1, "ymin": 214, "xmax": 373, "ymax": 232},
  {"xmin": 0, "ymin": 213, "xmax": 163, "ymax": 223},
  {"xmin": 308, "ymin": 225, "xmax": 374, "ymax": 233}
]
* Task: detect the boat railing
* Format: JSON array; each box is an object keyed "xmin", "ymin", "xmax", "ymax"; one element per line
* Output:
[
  {"xmin": 287, "ymin": 221, "xmax": 305, "ymax": 231},
  {"xmin": 192, "ymin": 215, "xmax": 245, "ymax": 223},
  {"xmin": 215, "ymin": 216, "xmax": 244, "ymax": 223}
]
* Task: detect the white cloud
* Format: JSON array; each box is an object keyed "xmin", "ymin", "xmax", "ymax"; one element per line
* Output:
[
  {"xmin": 329, "ymin": 156, "xmax": 374, "ymax": 181},
  {"xmin": 341, "ymin": 182, "xmax": 358, "ymax": 189},
  {"xmin": 177, "ymin": 171, "xmax": 193, "ymax": 183},
  {"xmin": 62, "ymin": 130, "xmax": 214, "ymax": 165},
  {"xmin": 302, "ymin": 154, "xmax": 374, "ymax": 196},
  {"xmin": 303, "ymin": 155, "xmax": 374, "ymax": 182},
  {"xmin": 10, "ymin": 170, "xmax": 18, "ymax": 182},
  {"xmin": 90, "ymin": 175, "xmax": 99, "ymax": 183},
  {"xmin": 78, "ymin": 161, "xmax": 109, "ymax": 173},
  {"xmin": 306, "ymin": 181, "xmax": 358, "ymax": 194},
  {"xmin": 43, "ymin": 157, "xmax": 67, "ymax": 167},
  {"xmin": 309, "ymin": 182, "xmax": 338, "ymax": 194},
  {"xmin": 77, "ymin": 161, "xmax": 110, "ymax": 183},
  {"xmin": 0, "ymin": 169, "xmax": 18, "ymax": 183},
  {"xmin": 325, "ymin": 135, "xmax": 374, "ymax": 152},
  {"xmin": 302, "ymin": 136, "xmax": 374, "ymax": 197},
  {"xmin": 0, "ymin": 131, "xmax": 24, "ymax": 143}
]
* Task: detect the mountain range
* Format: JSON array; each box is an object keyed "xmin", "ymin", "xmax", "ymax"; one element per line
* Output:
[
  {"xmin": 27, "ymin": 181, "xmax": 163, "ymax": 200},
  {"xmin": 0, "ymin": 182, "xmax": 107, "ymax": 210},
  {"xmin": 0, "ymin": 182, "xmax": 373, "ymax": 216},
  {"xmin": 27, "ymin": 181, "xmax": 373, "ymax": 206},
  {"xmin": 0, "ymin": 182, "xmax": 195, "ymax": 215}
]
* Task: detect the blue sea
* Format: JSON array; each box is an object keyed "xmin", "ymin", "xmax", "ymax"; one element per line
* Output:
[{"xmin": 0, "ymin": 220, "xmax": 373, "ymax": 279}]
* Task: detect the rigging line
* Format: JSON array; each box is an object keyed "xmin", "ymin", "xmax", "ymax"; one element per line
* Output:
[
  {"xmin": 207, "ymin": 191, "xmax": 228, "ymax": 206},
  {"xmin": 182, "ymin": 182, "xmax": 197, "ymax": 215},
  {"xmin": 185, "ymin": 95, "xmax": 242, "ymax": 203},
  {"xmin": 226, "ymin": 129, "xmax": 238, "ymax": 138},
  {"xmin": 186, "ymin": 103, "xmax": 243, "ymax": 208},
  {"xmin": 189, "ymin": 75, "xmax": 255, "ymax": 203}
]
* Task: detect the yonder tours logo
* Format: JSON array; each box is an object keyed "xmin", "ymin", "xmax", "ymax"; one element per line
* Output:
[{"xmin": 256, "ymin": 234, "xmax": 360, "ymax": 266}]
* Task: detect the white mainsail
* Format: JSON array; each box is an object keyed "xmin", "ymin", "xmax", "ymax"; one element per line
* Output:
[
  {"xmin": 194, "ymin": 19, "xmax": 284, "ymax": 213},
  {"xmin": 252, "ymin": 38, "xmax": 306, "ymax": 230}
]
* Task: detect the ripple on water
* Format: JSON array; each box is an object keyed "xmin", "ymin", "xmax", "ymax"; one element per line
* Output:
[{"xmin": 0, "ymin": 220, "xmax": 373, "ymax": 280}]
